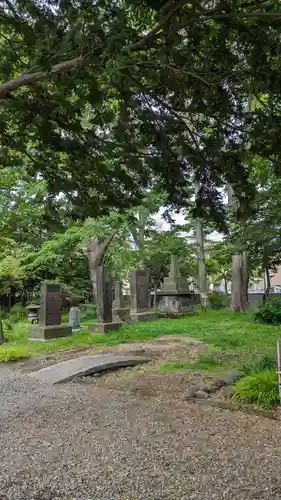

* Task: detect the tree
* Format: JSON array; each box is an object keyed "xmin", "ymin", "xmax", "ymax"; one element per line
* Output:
[
  {"xmin": 1, "ymin": 1, "xmax": 281, "ymax": 228},
  {"xmin": 207, "ymin": 242, "xmax": 232, "ymax": 295}
]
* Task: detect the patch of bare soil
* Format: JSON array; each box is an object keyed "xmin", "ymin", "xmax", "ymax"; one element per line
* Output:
[
  {"xmin": 15, "ymin": 345, "xmax": 94, "ymax": 373},
  {"xmin": 79, "ymin": 337, "xmax": 211, "ymax": 398},
  {"xmin": 16, "ymin": 336, "xmax": 207, "ymax": 386}
]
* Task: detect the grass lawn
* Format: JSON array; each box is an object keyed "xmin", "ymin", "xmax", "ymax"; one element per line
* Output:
[{"xmin": 1, "ymin": 310, "xmax": 281, "ymax": 371}]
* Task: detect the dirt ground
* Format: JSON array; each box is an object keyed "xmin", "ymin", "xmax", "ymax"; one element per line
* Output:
[{"xmin": 1, "ymin": 336, "xmax": 281, "ymax": 499}]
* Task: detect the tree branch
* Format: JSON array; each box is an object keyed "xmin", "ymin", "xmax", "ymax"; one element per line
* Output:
[
  {"xmin": 0, "ymin": 0, "xmax": 281, "ymax": 99},
  {"xmin": 0, "ymin": 56, "xmax": 84, "ymax": 98},
  {"xmin": 0, "ymin": 0, "xmax": 192, "ymax": 98}
]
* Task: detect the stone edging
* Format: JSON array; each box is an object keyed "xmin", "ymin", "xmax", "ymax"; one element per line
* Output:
[
  {"xmin": 184, "ymin": 373, "xmax": 275, "ymax": 419},
  {"xmin": 185, "ymin": 373, "xmax": 242, "ymax": 400}
]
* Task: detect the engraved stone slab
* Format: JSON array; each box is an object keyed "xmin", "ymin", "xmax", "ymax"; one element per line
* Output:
[{"xmin": 40, "ymin": 283, "xmax": 62, "ymax": 326}]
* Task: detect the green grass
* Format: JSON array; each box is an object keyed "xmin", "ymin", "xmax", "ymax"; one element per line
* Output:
[
  {"xmin": 1, "ymin": 309, "xmax": 281, "ymax": 367},
  {"xmin": 160, "ymin": 355, "xmax": 223, "ymax": 373},
  {"xmin": 159, "ymin": 362, "xmax": 194, "ymax": 373}
]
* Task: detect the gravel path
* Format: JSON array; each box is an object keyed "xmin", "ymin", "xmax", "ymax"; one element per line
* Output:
[{"xmin": 1, "ymin": 365, "xmax": 281, "ymax": 500}]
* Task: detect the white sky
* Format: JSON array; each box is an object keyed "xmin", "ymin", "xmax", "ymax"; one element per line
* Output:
[{"xmin": 154, "ymin": 209, "xmax": 223, "ymax": 242}]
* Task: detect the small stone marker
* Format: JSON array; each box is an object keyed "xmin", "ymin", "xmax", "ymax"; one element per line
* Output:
[
  {"xmin": 113, "ymin": 281, "xmax": 130, "ymax": 322},
  {"xmin": 0, "ymin": 318, "xmax": 5, "ymax": 344},
  {"xmin": 69, "ymin": 306, "xmax": 81, "ymax": 331},
  {"xmin": 158, "ymin": 255, "xmax": 196, "ymax": 315},
  {"xmin": 28, "ymin": 283, "xmax": 72, "ymax": 340},
  {"xmin": 88, "ymin": 266, "xmax": 121, "ymax": 333},
  {"xmin": 129, "ymin": 269, "xmax": 156, "ymax": 322}
]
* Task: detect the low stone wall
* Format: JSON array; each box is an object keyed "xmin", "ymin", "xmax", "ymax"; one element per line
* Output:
[{"xmin": 124, "ymin": 292, "xmax": 265, "ymax": 312}]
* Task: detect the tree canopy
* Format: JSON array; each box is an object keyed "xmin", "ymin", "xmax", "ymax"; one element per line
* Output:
[{"xmin": 1, "ymin": 1, "xmax": 281, "ymax": 225}]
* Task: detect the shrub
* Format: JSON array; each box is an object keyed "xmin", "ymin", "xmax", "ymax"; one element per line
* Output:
[
  {"xmin": 234, "ymin": 370, "xmax": 279, "ymax": 408},
  {"xmin": 254, "ymin": 295, "xmax": 281, "ymax": 324},
  {"xmin": 81, "ymin": 303, "xmax": 96, "ymax": 320},
  {"xmin": 0, "ymin": 346, "xmax": 30, "ymax": 362},
  {"xmin": 239, "ymin": 356, "xmax": 277, "ymax": 376},
  {"xmin": 10, "ymin": 303, "xmax": 26, "ymax": 322},
  {"xmin": 208, "ymin": 291, "xmax": 230, "ymax": 310}
]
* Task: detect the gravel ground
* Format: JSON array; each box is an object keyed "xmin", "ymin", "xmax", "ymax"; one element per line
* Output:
[{"xmin": 1, "ymin": 365, "xmax": 281, "ymax": 500}]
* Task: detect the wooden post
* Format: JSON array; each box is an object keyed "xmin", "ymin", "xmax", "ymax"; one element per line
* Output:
[{"xmin": 277, "ymin": 340, "xmax": 281, "ymax": 403}]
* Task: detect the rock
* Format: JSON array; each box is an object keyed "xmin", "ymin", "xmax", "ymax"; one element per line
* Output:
[
  {"xmin": 205, "ymin": 384, "xmax": 219, "ymax": 394},
  {"xmin": 215, "ymin": 374, "xmax": 242, "ymax": 387},
  {"xmin": 219, "ymin": 386, "xmax": 233, "ymax": 398},
  {"xmin": 214, "ymin": 379, "xmax": 227, "ymax": 388},
  {"xmin": 185, "ymin": 384, "xmax": 201, "ymax": 399},
  {"xmin": 194, "ymin": 390, "xmax": 209, "ymax": 399},
  {"xmin": 221, "ymin": 374, "xmax": 242, "ymax": 386},
  {"xmin": 0, "ymin": 319, "xmax": 5, "ymax": 344}
]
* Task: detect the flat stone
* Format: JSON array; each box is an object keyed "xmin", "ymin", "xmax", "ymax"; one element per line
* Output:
[
  {"xmin": 28, "ymin": 354, "xmax": 151, "ymax": 385},
  {"xmin": 28, "ymin": 324, "xmax": 72, "ymax": 340},
  {"xmin": 88, "ymin": 322, "xmax": 122, "ymax": 333},
  {"xmin": 130, "ymin": 311, "xmax": 157, "ymax": 322},
  {"xmin": 218, "ymin": 374, "xmax": 243, "ymax": 386},
  {"xmin": 194, "ymin": 390, "xmax": 209, "ymax": 399},
  {"xmin": 204, "ymin": 384, "xmax": 219, "ymax": 394},
  {"xmin": 185, "ymin": 384, "xmax": 202, "ymax": 399},
  {"xmin": 219, "ymin": 386, "xmax": 234, "ymax": 398}
]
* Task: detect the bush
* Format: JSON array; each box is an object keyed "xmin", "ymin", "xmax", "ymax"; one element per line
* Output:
[
  {"xmin": 239, "ymin": 356, "xmax": 277, "ymax": 376},
  {"xmin": 234, "ymin": 370, "xmax": 279, "ymax": 408},
  {"xmin": 0, "ymin": 346, "xmax": 30, "ymax": 362},
  {"xmin": 254, "ymin": 295, "xmax": 281, "ymax": 324},
  {"xmin": 208, "ymin": 291, "xmax": 229, "ymax": 310},
  {"xmin": 81, "ymin": 303, "xmax": 96, "ymax": 320},
  {"xmin": 10, "ymin": 303, "xmax": 26, "ymax": 322}
]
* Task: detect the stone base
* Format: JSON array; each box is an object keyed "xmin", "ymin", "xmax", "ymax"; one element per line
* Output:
[
  {"xmin": 158, "ymin": 294, "xmax": 196, "ymax": 315},
  {"xmin": 88, "ymin": 322, "xmax": 122, "ymax": 333},
  {"xmin": 130, "ymin": 311, "xmax": 157, "ymax": 322},
  {"xmin": 113, "ymin": 307, "xmax": 130, "ymax": 323},
  {"xmin": 162, "ymin": 311, "xmax": 199, "ymax": 318},
  {"xmin": 28, "ymin": 324, "xmax": 72, "ymax": 340}
]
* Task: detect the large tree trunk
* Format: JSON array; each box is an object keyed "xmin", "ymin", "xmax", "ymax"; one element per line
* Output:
[
  {"xmin": 195, "ymin": 218, "xmax": 209, "ymax": 310},
  {"xmin": 265, "ymin": 264, "xmax": 271, "ymax": 297},
  {"xmin": 231, "ymin": 253, "xmax": 248, "ymax": 312},
  {"xmin": 224, "ymin": 277, "xmax": 228, "ymax": 295},
  {"xmin": 87, "ymin": 231, "xmax": 118, "ymax": 300},
  {"xmin": 227, "ymin": 185, "xmax": 249, "ymax": 312}
]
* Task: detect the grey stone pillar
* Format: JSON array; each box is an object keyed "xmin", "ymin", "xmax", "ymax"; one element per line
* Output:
[
  {"xmin": 28, "ymin": 283, "xmax": 72, "ymax": 340},
  {"xmin": 113, "ymin": 281, "xmax": 130, "ymax": 323},
  {"xmin": 0, "ymin": 317, "xmax": 6, "ymax": 344},
  {"xmin": 129, "ymin": 269, "xmax": 156, "ymax": 322},
  {"xmin": 88, "ymin": 266, "xmax": 121, "ymax": 333}
]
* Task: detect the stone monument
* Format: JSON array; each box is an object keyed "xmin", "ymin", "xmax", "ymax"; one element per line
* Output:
[
  {"xmin": 0, "ymin": 317, "xmax": 5, "ymax": 344},
  {"xmin": 129, "ymin": 269, "xmax": 156, "ymax": 322},
  {"xmin": 158, "ymin": 255, "xmax": 197, "ymax": 316},
  {"xmin": 112, "ymin": 281, "xmax": 130, "ymax": 323},
  {"xmin": 28, "ymin": 283, "xmax": 72, "ymax": 340},
  {"xmin": 69, "ymin": 306, "xmax": 81, "ymax": 331},
  {"xmin": 88, "ymin": 266, "xmax": 121, "ymax": 333}
]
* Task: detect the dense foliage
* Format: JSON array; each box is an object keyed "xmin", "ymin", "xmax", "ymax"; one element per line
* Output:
[
  {"xmin": 1, "ymin": 1, "xmax": 281, "ymax": 225},
  {"xmin": 254, "ymin": 295, "xmax": 281, "ymax": 324}
]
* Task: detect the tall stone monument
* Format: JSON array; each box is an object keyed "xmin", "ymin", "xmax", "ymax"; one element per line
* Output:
[
  {"xmin": 0, "ymin": 317, "xmax": 6, "ymax": 344},
  {"xmin": 158, "ymin": 255, "xmax": 197, "ymax": 316},
  {"xmin": 112, "ymin": 281, "xmax": 130, "ymax": 323},
  {"xmin": 129, "ymin": 269, "xmax": 156, "ymax": 322},
  {"xmin": 88, "ymin": 266, "xmax": 121, "ymax": 333},
  {"xmin": 28, "ymin": 283, "xmax": 72, "ymax": 340}
]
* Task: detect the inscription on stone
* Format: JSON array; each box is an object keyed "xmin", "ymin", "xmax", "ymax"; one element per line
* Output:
[
  {"xmin": 39, "ymin": 283, "xmax": 62, "ymax": 326},
  {"xmin": 129, "ymin": 270, "xmax": 149, "ymax": 313}
]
